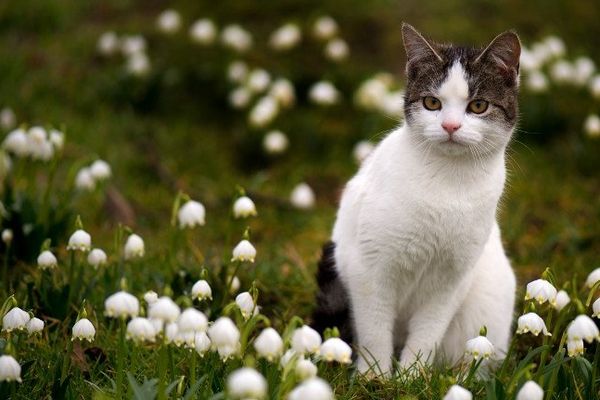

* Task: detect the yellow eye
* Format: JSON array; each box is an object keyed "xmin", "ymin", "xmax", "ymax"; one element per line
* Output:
[
  {"xmin": 423, "ymin": 96, "xmax": 442, "ymax": 111},
  {"xmin": 468, "ymin": 99, "xmax": 489, "ymax": 114}
]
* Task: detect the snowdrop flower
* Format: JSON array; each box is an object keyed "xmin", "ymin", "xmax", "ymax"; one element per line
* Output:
[
  {"xmin": 191, "ymin": 280, "xmax": 212, "ymax": 301},
  {"xmin": 233, "ymin": 196, "xmax": 257, "ymax": 218},
  {"xmin": 221, "ymin": 24, "xmax": 253, "ymax": 53},
  {"xmin": 229, "ymin": 276, "xmax": 241, "ymax": 293},
  {"xmin": 2, "ymin": 307, "xmax": 30, "ymax": 332},
  {"xmin": 75, "ymin": 168, "xmax": 95, "ymax": 191},
  {"xmin": 232, "ymin": 240, "xmax": 257, "ymax": 263},
  {"xmin": 49, "ymin": 129, "xmax": 64, "ymax": 150},
  {"xmin": 104, "ymin": 291, "xmax": 139, "ymax": 319},
  {"xmin": 148, "ymin": 296, "xmax": 181, "ymax": 323},
  {"xmin": 194, "ymin": 331, "xmax": 211, "ymax": 356},
  {"xmin": 292, "ymin": 325, "xmax": 322, "ymax": 355},
  {"xmin": 313, "ymin": 16, "xmax": 338, "ymax": 40},
  {"xmin": 72, "ymin": 318, "xmax": 96, "ymax": 342},
  {"xmin": 320, "ymin": 337, "xmax": 352, "ymax": 363},
  {"xmin": 190, "ymin": 19, "xmax": 217, "ymax": 45},
  {"xmin": 126, "ymin": 52, "xmax": 151, "ymax": 76},
  {"xmin": 254, "ymin": 327, "xmax": 283, "ymax": 361},
  {"xmin": 157, "ymin": 9, "xmax": 181, "ymax": 34},
  {"xmin": 121, "ymin": 35, "xmax": 146, "ymax": 56},
  {"xmin": 567, "ymin": 339, "xmax": 584, "ymax": 357},
  {"xmin": 97, "ymin": 31, "xmax": 119, "ymax": 56},
  {"xmin": 208, "ymin": 317, "xmax": 240, "ymax": 360},
  {"xmin": 229, "ymin": 87, "xmax": 252, "ymax": 109},
  {"xmin": 235, "ymin": 292, "xmax": 256, "ymax": 319},
  {"xmin": 247, "ymin": 69, "xmax": 271, "ymax": 93},
  {"xmin": 525, "ymin": 279, "xmax": 557, "ymax": 305},
  {"xmin": 309, "ymin": 81, "xmax": 339, "ymax": 106},
  {"xmin": 67, "ymin": 229, "xmax": 91, "ymax": 252},
  {"xmin": 124, "ymin": 234, "xmax": 144, "ymax": 259},
  {"xmin": 516, "ymin": 380, "xmax": 544, "ymax": 400},
  {"xmin": 144, "ymin": 290, "xmax": 158, "ymax": 304},
  {"xmin": 465, "ymin": 335, "xmax": 495, "ymax": 360},
  {"xmin": 164, "ymin": 322, "xmax": 179, "ymax": 344},
  {"xmin": 525, "ymin": 70, "xmax": 548, "ymax": 93},
  {"xmin": 443, "ymin": 385, "xmax": 472, "ymax": 400},
  {"xmin": 249, "ymin": 96, "xmax": 279, "ymax": 128},
  {"xmin": 3, "ymin": 129, "xmax": 29, "ymax": 157},
  {"xmin": 37, "ymin": 250, "xmax": 57, "ymax": 270},
  {"xmin": 353, "ymin": 140, "xmax": 374, "ymax": 164},
  {"xmin": 1, "ymin": 229, "xmax": 13, "ymax": 245},
  {"xmin": 288, "ymin": 377, "xmax": 333, "ymax": 400},
  {"xmin": 584, "ymin": 114, "xmax": 600, "ymax": 138},
  {"xmin": 87, "ymin": 248, "xmax": 107, "ymax": 269},
  {"xmin": 567, "ymin": 315, "xmax": 600, "ymax": 343},
  {"xmin": 227, "ymin": 367, "xmax": 267, "ymax": 399},
  {"xmin": 268, "ymin": 80, "xmax": 294, "ymax": 109},
  {"xmin": 127, "ymin": 317, "xmax": 157, "ymax": 342},
  {"xmin": 0, "ymin": 355, "xmax": 22, "ymax": 383},
  {"xmin": 550, "ymin": 60, "xmax": 575, "ymax": 84},
  {"xmin": 26, "ymin": 317, "xmax": 44, "ymax": 334},
  {"xmin": 573, "ymin": 57, "xmax": 595, "ymax": 86},
  {"xmin": 227, "ymin": 61, "xmax": 248, "ymax": 83},
  {"xmin": 516, "ymin": 312, "xmax": 551, "ymax": 336},
  {"xmin": 295, "ymin": 359, "xmax": 317, "ymax": 380},
  {"xmin": 90, "ymin": 160, "xmax": 111, "ymax": 180},
  {"xmin": 269, "ymin": 23, "xmax": 301, "ymax": 51},
  {"xmin": 554, "ymin": 290, "xmax": 570, "ymax": 312},
  {"xmin": 178, "ymin": 308, "xmax": 208, "ymax": 333},
  {"xmin": 585, "ymin": 268, "xmax": 600, "ymax": 288},
  {"xmin": 543, "ymin": 36, "xmax": 565, "ymax": 58},
  {"xmin": 325, "ymin": 38, "xmax": 349, "ymax": 61},
  {"xmin": 263, "ymin": 130, "xmax": 289, "ymax": 155},
  {"xmin": 589, "ymin": 75, "xmax": 600, "ymax": 98},
  {"xmin": 0, "ymin": 107, "xmax": 16, "ymax": 130},
  {"xmin": 593, "ymin": 298, "xmax": 600, "ymax": 318},
  {"xmin": 26, "ymin": 126, "xmax": 52, "ymax": 161},
  {"xmin": 178, "ymin": 200, "xmax": 206, "ymax": 228},
  {"xmin": 290, "ymin": 183, "xmax": 315, "ymax": 209}
]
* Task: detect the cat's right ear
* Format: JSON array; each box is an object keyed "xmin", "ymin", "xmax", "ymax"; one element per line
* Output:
[{"xmin": 401, "ymin": 23, "xmax": 443, "ymax": 64}]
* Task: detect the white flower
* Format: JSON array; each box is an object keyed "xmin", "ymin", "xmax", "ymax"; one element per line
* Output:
[
  {"xmin": 249, "ymin": 96, "xmax": 279, "ymax": 128},
  {"xmin": 269, "ymin": 23, "xmax": 301, "ymax": 51},
  {"xmin": 235, "ymin": 292, "xmax": 256, "ymax": 319},
  {"xmin": 178, "ymin": 308, "xmax": 208, "ymax": 333},
  {"xmin": 144, "ymin": 290, "xmax": 158, "ymax": 304},
  {"xmin": 149, "ymin": 318, "xmax": 163, "ymax": 334},
  {"xmin": 589, "ymin": 75, "xmax": 600, "ymax": 99},
  {"xmin": 254, "ymin": 327, "xmax": 283, "ymax": 361},
  {"xmin": 443, "ymin": 385, "xmax": 472, "ymax": 400},
  {"xmin": 227, "ymin": 61, "xmax": 248, "ymax": 83},
  {"xmin": 353, "ymin": 140, "xmax": 374, "ymax": 164},
  {"xmin": 312, "ymin": 16, "xmax": 338, "ymax": 40},
  {"xmin": 26, "ymin": 317, "xmax": 44, "ymax": 334},
  {"xmin": 288, "ymin": 377, "xmax": 333, "ymax": 400},
  {"xmin": 191, "ymin": 280, "xmax": 212, "ymax": 301},
  {"xmin": 190, "ymin": 19, "xmax": 217, "ymax": 45},
  {"xmin": 121, "ymin": 35, "xmax": 146, "ymax": 56},
  {"xmin": 516, "ymin": 313, "xmax": 551, "ymax": 336},
  {"xmin": 72, "ymin": 318, "xmax": 96, "ymax": 342},
  {"xmin": 465, "ymin": 335, "xmax": 495, "ymax": 360},
  {"xmin": 320, "ymin": 337, "xmax": 352, "ymax": 363},
  {"xmin": 3, "ymin": 129, "xmax": 28, "ymax": 156},
  {"xmin": 0, "ymin": 355, "xmax": 22, "ymax": 383},
  {"xmin": 127, "ymin": 317, "xmax": 157, "ymax": 342},
  {"xmin": 208, "ymin": 317, "xmax": 240, "ymax": 360},
  {"xmin": 246, "ymin": 69, "xmax": 271, "ymax": 93},
  {"xmin": 75, "ymin": 167, "xmax": 95, "ymax": 191},
  {"xmin": 227, "ymin": 367, "xmax": 267, "ymax": 399},
  {"xmin": 543, "ymin": 36, "xmax": 565, "ymax": 58},
  {"xmin": 593, "ymin": 298, "xmax": 600, "ymax": 318},
  {"xmin": 573, "ymin": 57, "xmax": 596, "ymax": 86},
  {"xmin": 2, "ymin": 307, "xmax": 30, "ymax": 332},
  {"xmin": 324, "ymin": 38, "xmax": 349, "ymax": 61},
  {"xmin": 586, "ymin": 268, "xmax": 600, "ymax": 288},
  {"xmin": 269, "ymin": 79, "xmax": 295, "ymax": 108},
  {"xmin": 229, "ymin": 276, "xmax": 241, "ymax": 293},
  {"xmin": 27, "ymin": 126, "xmax": 53, "ymax": 161},
  {"xmin": 525, "ymin": 70, "xmax": 548, "ymax": 93},
  {"xmin": 550, "ymin": 60, "xmax": 574, "ymax": 84},
  {"xmin": 229, "ymin": 87, "xmax": 252, "ymax": 109},
  {"xmin": 0, "ymin": 107, "xmax": 16, "ymax": 130},
  {"xmin": 194, "ymin": 331, "xmax": 211, "ymax": 356},
  {"xmin": 90, "ymin": 160, "xmax": 111, "ymax": 180},
  {"xmin": 309, "ymin": 81, "xmax": 339, "ymax": 106},
  {"xmin": 87, "ymin": 248, "xmax": 107, "ymax": 269},
  {"xmin": 567, "ymin": 339, "xmax": 584, "ymax": 357},
  {"xmin": 148, "ymin": 296, "xmax": 181, "ymax": 323},
  {"xmin": 263, "ymin": 130, "xmax": 289, "ymax": 155},
  {"xmin": 291, "ymin": 325, "xmax": 322, "ymax": 355},
  {"xmin": 126, "ymin": 52, "xmax": 151, "ymax": 76},
  {"xmin": 525, "ymin": 279, "xmax": 557, "ymax": 305},
  {"xmin": 49, "ymin": 129, "xmax": 64, "ymax": 150},
  {"xmin": 157, "ymin": 9, "xmax": 181, "ymax": 34},
  {"xmin": 165, "ymin": 322, "xmax": 179, "ymax": 344},
  {"xmin": 567, "ymin": 315, "xmax": 600, "ymax": 343},
  {"xmin": 104, "ymin": 291, "xmax": 139, "ymax": 319},
  {"xmin": 221, "ymin": 24, "xmax": 253, "ymax": 53},
  {"xmin": 232, "ymin": 240, "xmax": 257, "ymax": 263},
  {"xmin": 98, "ymin": 31, "xmax": 119, "ymax": 55},
  {"xmin": 584, "ymin": 114, "xmax": 600, "ymax": 138},
  {"xmin": 280, "ymin": 349, "xmax": 299, "ymax": 368},
  {"xmin": 554, "ymin": 290, "xmax": 570, "ymax": 312},
  {"xmin": 295, "ymin": 359, "xmax": 317, "ymax": 380},
  {"xmin": 37, "ymin": 250, "xmax": 58, "ymax": 270},
  {"xmin": 124, "ymin": 234, "xmax": 144, "ymax": 259},
  {"xmin": 290, "ymin": 183, "xmax": 315, "ymax": 209},
  {"xmin": 178, "ymin": 200, "xmax": 206, "ymax": 229},
  {"xmin": 233, "ymin": 196, "xmax": 257, "ymax": 218},
  {"xmin": 516, "ymin": 380, "xmax": 544, "ymax": 400},
  {"xmin": 1, "ymin": 229, "xmax": 13, "ymax": 244}
]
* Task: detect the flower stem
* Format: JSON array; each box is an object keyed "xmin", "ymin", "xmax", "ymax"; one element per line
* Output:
[
  {"xmin": 2, "ymin": 244, "xmax": 10, "ymax": 295},
  {"xmin": 190, "ymin": 350, "xmax": 197, "ymax": 390},
  {"xmin": 116, "ymin": 318, "xmax": 126, "ymax": 399},
  {"xmin": 158, "ymin": 335, "xmax": 168, "ymax": 400}
]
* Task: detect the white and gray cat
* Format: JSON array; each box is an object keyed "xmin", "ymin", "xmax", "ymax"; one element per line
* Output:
[{"xmin": 313, "ymin": 24, "xmax": 521, "ymax": 375}]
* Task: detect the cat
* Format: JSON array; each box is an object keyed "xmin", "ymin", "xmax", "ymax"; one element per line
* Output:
[{"xmin": 312, "ymin": 23, "xmax": 520, "ymax": 376}]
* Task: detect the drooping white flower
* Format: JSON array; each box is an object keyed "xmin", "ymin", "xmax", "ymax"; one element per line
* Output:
[
  {"xmin": 525, "ymin": 279, "xmax": 557, "ymax": 305},
  {"xmin": 295, "ymin": 359, "xmax": 317, "ymax": 380},
  {"xmin": 573, "ymin": 57, "xmax": 596, "ymax": 86},
  {"xmin": 465, "ymin": 335, "xmax": 495, "ymax": 360},
  {"xmin": 516, "ymin": 380, "xmax": 544, "ymax": 400},
  {"xmin": 589, "ymin": 75, "xmax": 600, "ymax": 99},
  {"xmin": 0, "ymin": 355, "xmax": 22, "ymax": 383},
  {"xmin": 353, "ymin": 140, "xmax": 375, "ymax": 164},
  {"xmin": 516, "ymin": 313, "xmax": 551, "ymax": 336},
  {"xmin": 121, "ymin": 35, "xmax": 146, "ymax": 56},
  {"xmin": 178, "ymin": 200, "xmax": 206, "ymax": 229},
  {"xmin": 269, "ymin": 79, "xmax": 295, "ymax": 108},
  {"xmin": 190, "ymin": 19, "xmax": 217, "ymax": 45},
  {"xmin": 157, "ymin": 9, "xmax": 181, "ymax": 34},
  {"xmin": 249, "ymin": 96, "xmax": 279, "ymax": 128},
  {"xmin": 49, "ymin": 129, "xmax": 64, "ymax": 150},
  {"xmin": 309, "ymin": 81, "xmax": 339, "ymax": 106},
  {"xmin": 567, "ymin": 315, "xmax": 600, "ymax": 343},
  {"xmin": 550, "ymin": 60, "xmax": 575, "ymax": 84},
  {"xmin": 164, "ymin": 322, "xmax": 179, "ymax": 344},
  {"xmin": 127, "ymin": 317, "xmax": 157, "ymax": 342},
  {"xmin": 98, "ymin": 31, "xmax": 120, "ymax": 56},
  {"xmin": 72, "ymin": 318, "xmax": 96, "ymax": 342},
  {"xmin": 290, "ymin": 183, "xmax": 315, "ymax": 209},
  {"xmin": 525, "ymin": 70, "xmax": 549, "ymax": 93},
  {"xmin": 0, "ymin": 107, "xmax": 16, "ymax": 130},
  {"xmin": 27, "ymin": 126, "xmax": 53, "ymax": 161},
  {"xmin": 143, "ymin": 290, "xmax": 158, "ymax": 304},
  {"xmin": 320, "ymin": 337, "xmax": 352, "ymax": 363},
  {"xmin": 37, "ymin": 250, "xmax": 58, "ymax": 270},
  {"xmin": 208, "ymin": 317, "xmax": 240, "ymax": 360},
  {"xmin": 324, "ymin": 38, "xmax": 349, "ymax": 61},
  {"xmin": 194, "ymin": 331, "xmax": 211, "ymax": 356},
  {"xmin": 229, "ymin": 276, "xmax": 241, "ymax": 293},
  {"xmin": 148, "ymin": 296, "xmax": 181, "ymax": 323},
  {"xmin": 3, "ymin": 129, "xmax": 28, "ymax": 157},
  {"xmin": 124, "ymin": 234, "xmax": 144, "ymax": 259},
  {"xmin": 232, "ymin": 240, "xmax": 257, "ymax": 263},
  {"xmin": 567, "ymin": 339, "xmax": 584, "ymax": 357},
  {"xmin": 2, "ymin": 307, "xmax": 30, "ymax": 332},
  {"xmin": 26, "ymin": 317, "xmax": 44, "ymax": 334},
  {"xmin": 584, "ymin": 114, "xmax": 600, "ymax": 138},
  {"xmin": 126, "ymin": 52, "xmax": 151, "ymax": 76},
  {"xmin": 178, "ymin": 308, "xmax": 208, "ymax": 333},
  {"xmin": 269, "ymin": 23, "xmax": 301, "ymax": 51},
  {"xmin": 90, "ymin": 160, "xmax": 111, "ymax": 181},
  {"xmin": 586, "ymin": 268, "xmax": 600, "ymax": 288},
  {"xmin": 221, "ymin": 24, "xmax": 253, "ymax": 53},
  {"xmin": 229, "ymin": 87, "xmax": 252, "ymax": 109},
  {"xmin": 543, "ymin": 36, "xmax": 565, "ymax": 58},
  {"xmin": 288, "ymin": 377, "xmax": 333, "ymax": 400},
  {"xmin": 312, "ymin": 16, "xmax": 338, "ymax": 40},
  {"xmin": 191, "ymin": 280, "xmax": 212, "ymax": 301},
  {"xmin": 291, "ymin": 325, "xmax": 322, "ymax": 355},
  {"xmin": 246, "ymin": 69, "xmax": 271, "ymax": 93},
  {"xmin": 254, "ymin": 327, "xmax": 283, "ymax": 361},
  {"xmin": 593, "ymin": 298, "xmax": 600, "ymax": 318},
  {"xmin": 1, "ymin": 229, "xmax": 13, "ymax": 245},
  {"xmin": 235, "ymin": 292, "xmax": 256, "ymax": 319},
  {"xmin": 554, "ymin": 290, "xmax": 570, "ymax": 312},
  {"xmin": 263, "ymin": 130, "xmax": 289, "ymax": 155},
  {"xmin": 104, "ymin": 291, "xmax": 139, "ymax": 319},
  {"xmin": 87, "ymin": 248, "xmax": 107, "ymax": 269},
  {"xmin": 227, "ymin": 367, "xmax": 267, "ymax": 399},
  {"xmin": 443, "ymin": 385, "xmax": 472, "ymax": 400},
  {"xmin": 233, "ymin": 196, "xmax": 257, "ymax": 218},
  {"xmin": 75, "ymin": 168, "xmax": 95, "ymax": 191},
  {"xmin": 227, "ymin": 61, "xmax": 248, "ymax": 83}
]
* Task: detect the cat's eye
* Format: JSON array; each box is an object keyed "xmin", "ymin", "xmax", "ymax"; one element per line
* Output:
[
  {"xmin": 467, "ymin": 99, "xmax": 489, "ymax": 114},
  {"xmin": 423, "ymin": 96, "xmax": 442, "ymax": 111}
]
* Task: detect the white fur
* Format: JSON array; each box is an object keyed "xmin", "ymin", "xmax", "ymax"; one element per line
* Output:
[{"xmin": 331, "ymin": 63, "xmax": 516, "ymax": 374}]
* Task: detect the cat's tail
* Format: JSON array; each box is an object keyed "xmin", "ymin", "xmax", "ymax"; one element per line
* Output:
[{"xmin": 311, "ymin": 241, "xmax": 354, "ymax": 345}]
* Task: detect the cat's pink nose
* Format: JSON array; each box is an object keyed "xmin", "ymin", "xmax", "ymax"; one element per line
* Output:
[{"xmin": 442, "ymin": 121, "xmax": 461, "ymax": 134}]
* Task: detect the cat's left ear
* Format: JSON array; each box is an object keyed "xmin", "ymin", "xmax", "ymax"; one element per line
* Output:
[{"xmin": 476, "ymin": 31, "xmax": 521, "ymax": 79}]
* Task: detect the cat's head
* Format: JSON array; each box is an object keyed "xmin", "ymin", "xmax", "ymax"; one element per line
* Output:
[{"xmin": 402, "ymin": 24, "xmax": 520, "ymax": 158}]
